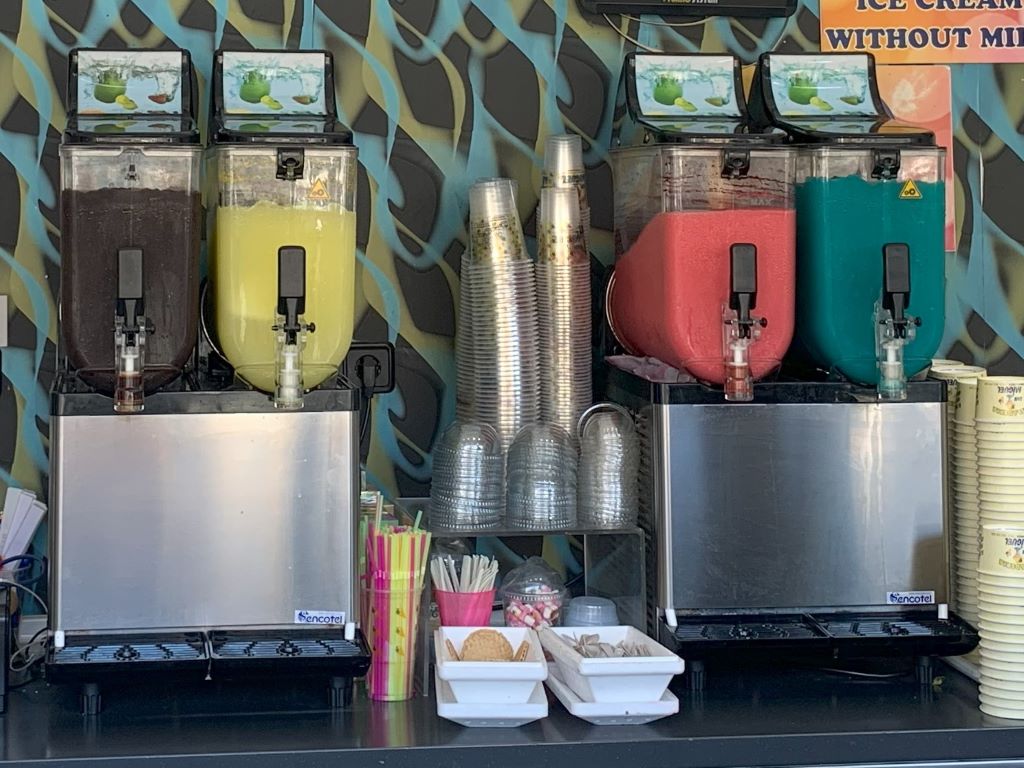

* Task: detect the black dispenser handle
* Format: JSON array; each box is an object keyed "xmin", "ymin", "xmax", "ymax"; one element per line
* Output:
[
  {"xmin": 729, "ymin": 243, "xmax": 761, "ymax": 339},
  {"xmin": 276, "ymin": 148, "xmax": 305, "ymax": 181},
  {"xmin": 117, "ymin": 247, "xmax": 144, "ymax": 334},
  {"xmin": 881, "ymin": 243, "xmax": 913, "ymax": 338},
  {"xmin": 277, "ymin": 246, "xmax": 311, "ymax": 344}
]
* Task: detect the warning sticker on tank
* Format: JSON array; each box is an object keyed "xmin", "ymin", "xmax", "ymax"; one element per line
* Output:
[
  {"xmin": 307, "ymin": 178, "xmax": 330, "ymax": 201},
  {"xmin": 900, "ymin": 179, "xmax": 923, "ymax": 200}
]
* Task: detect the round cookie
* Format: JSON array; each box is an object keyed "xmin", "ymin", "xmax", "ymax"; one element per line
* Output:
[{"xmin": 460, "ymin": 629, "xmax": 514, "ymax": 662}]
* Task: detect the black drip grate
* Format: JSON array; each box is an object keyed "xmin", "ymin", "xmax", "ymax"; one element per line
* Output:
[
  {"xmin": 53, "ymin": 637, "xmax": 205, "ymax": 665},
  {"xmin": 821, "ymin": 619, "xmax": 959, "ymax": 639},
  {"xmin": 212, "ymin": 635, "xmax": 362, "ymax": 660},
  {"xmin": 664, "ymin": 611, "xmax": 979, "ymax": 663},
  {"xmin": 675, "ymin": 621, "xmax": 820, "ymax": 642}
]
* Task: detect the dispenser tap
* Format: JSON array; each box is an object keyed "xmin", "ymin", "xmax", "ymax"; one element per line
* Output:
[
  {"xmin": 723, "ymin": 244, "xmax": 766, "ymax": 402},
  {"xmin": 273, "ymin": 246, "xmax": 315, "ymax": 409},
  {"xmin": 876, "ymin": 243, "xmax": 920, "ymax": 401},
  {"xmin": 114, "ymin": 247, "xmax": 151, "ymax": 413}
]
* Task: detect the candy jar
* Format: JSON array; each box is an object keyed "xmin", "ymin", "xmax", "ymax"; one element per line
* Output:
[{"xmin": 500, "ymin": 556, "xmax": 569, "ymax": 628}]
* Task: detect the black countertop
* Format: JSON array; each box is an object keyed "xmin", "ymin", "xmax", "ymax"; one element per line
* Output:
[{"xmin": 4, "ymin": 662, "xmax": 1024, "ymax": 768}]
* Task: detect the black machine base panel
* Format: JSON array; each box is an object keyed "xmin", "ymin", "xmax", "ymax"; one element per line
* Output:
[
  {"xmin": 46, "ymin": 628, "xmax": 371, "ymax": 714},
  {"xmin": 663, "ymin": 611, "xmax": 979, "ymax": 662},
  {"xmin": 209, "ymin": 629, "xmax": 370, "ymax": 678},
  {"xmin": 47, "ymin": 633, "xmax": 208, "ymax": 681}
]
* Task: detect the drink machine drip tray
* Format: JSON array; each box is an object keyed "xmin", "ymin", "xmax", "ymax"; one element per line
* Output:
[
  {"xmin": 47, "ymin": 628, "xmax": 371, "ymax": 714},
  {"xmin": 663, "ymin": 611, "xmax": 978, "ymax": 661},
  {"xmin": 209, "ymin": 630, "xmax": 369, "ymax": 675}
]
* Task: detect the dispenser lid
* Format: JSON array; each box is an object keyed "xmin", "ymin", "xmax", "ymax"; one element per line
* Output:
[
  {"xmin": 210, "ymin": 50, "xmax": 351, "ymax": 144},
  {"xmin": 618, "ymin": 53, "xmax": 785, "ymax": 146},
  {"xmin": 751, "ymin": 53, "xmax": 935, "ymax": 146},
  {"xmin": 64, "ymin": 49, "xmax": 199, "ymax": 144}
]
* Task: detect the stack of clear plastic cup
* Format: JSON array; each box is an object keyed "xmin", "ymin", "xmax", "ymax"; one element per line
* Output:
[
  {"xmin": 577, "ymin": 403, "xmax": 639, "ymax": 529},
  {"xmin": 542, "ymin": 134, "xmax": 590, "ymax": 255},
  {"xmin": 507, "ymin": 423, "xmax": 578, "ymax": 530},
  {"xmin": 456, "ymin": 179, "xmax": 523, "ymax": 420},
  {"xmin": 429, "ymin": 421, "xmax": 505, "ymax": 531},
  {"xmin": 536, "ymin": 186, "xmax": 592, "ymax": 438},
  {"xmin": 455, "ymin": 179, "xmax": 541, "ymax": 452}
]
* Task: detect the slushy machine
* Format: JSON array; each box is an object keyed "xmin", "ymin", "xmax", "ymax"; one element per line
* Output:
[
  {"xmin": 48, "ymin": 49, "xmax": 386, "ymax": 713},
  {"xmin": 605, "ymin": 52, "xmax": 976, "ymax": 686}
]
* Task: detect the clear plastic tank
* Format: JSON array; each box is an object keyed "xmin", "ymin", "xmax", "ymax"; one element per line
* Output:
[
  {"xmin": 60, "ymin": 144, "xmax": 201, "ymax": 397},
  {"xmin": 608, "ymin": 144, "xmax": 797, "ymax": 392},
  {"xmin": 794, "ymin": 146, "xmax": 945, "ymax": 388},
  {"xmin": 208, "ymin": 145, "xmax": 357, "ymax": 395}
]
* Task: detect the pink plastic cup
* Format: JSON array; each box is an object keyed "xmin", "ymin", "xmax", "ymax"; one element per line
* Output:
[{"xmin": 435, "ymin": 589, "xmax": 496, "ymax": 627}]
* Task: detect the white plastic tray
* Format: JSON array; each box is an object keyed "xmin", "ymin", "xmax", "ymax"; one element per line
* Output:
[
  {"xmin": 539, "ymin": 626, "xmax": 684, "ymax": 703},
  {"xmin": 545, "ymin": 666, "xmax": 679, "ymax": 725},
  {"xmin": 434, "ymin": 627, "xmax": 547, "ymax": 704},
  {"xmin": 435, "ymin": 670, "xmax": 547, "ymax": 727}
]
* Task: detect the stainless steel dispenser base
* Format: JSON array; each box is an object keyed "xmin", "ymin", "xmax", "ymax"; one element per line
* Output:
[
  {"xmin": 49, "ymin": 384, "xmax": 360, "ymax": 635},
  {"xmin": 606, "ymin": 369, "xmax": 951, "ymax": 626}
]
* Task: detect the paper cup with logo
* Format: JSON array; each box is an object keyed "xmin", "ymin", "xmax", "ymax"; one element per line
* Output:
[
  {"xmin": 977, "ymin": 377, "xmax": 1024, "ymax": 422},
  {"xmin": 981, "ymin": 526, "xmax": 1024, "ymax": 577},
  {"xmin": 932, "ymin": 365, "xmax": 984, "ymax": 408},
  {"xmin": 955, "ymin": 375, "xmax": 986, "ymax": 424}
]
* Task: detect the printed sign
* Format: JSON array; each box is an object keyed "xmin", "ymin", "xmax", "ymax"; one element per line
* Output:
[
  {"xmin": 294, "ymin": 609, "xmax": 346, "ymax": 625},
  {"xmin": 76, "ymin": 50, "xmax": 183, "ymax": 115},
  {"xmin": 886, "ymin": 590, "xmax": 935, "ymax": 605},
  {"xmin": 821, "ymin": 0, "xmax": 1024, "ymax": 63},
  {"xmin": 634, "ymin": 55, "xmax": 741, "ymax": 118},
  {"xmin": 768, "ymin": 55, "xmax": 876, "ymax": 117},
  {"xmin": 222, "ymin": 51, "xmax": 328, "ymax": 115}
]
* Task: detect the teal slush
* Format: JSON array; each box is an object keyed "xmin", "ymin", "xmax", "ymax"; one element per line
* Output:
[{"xmin": 794, "ymin": 174, "xmax": 945, "ymax": 386}]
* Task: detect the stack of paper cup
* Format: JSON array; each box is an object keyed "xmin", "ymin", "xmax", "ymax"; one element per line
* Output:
[
  {"xmin": 930, "ymin": 364, "xmax": 988, "ymax": 625},
  {"xmin": 977, "ymin": 525, "xmax": 1024, "ymax": 719},
  {"xmin": 976, "ymin": 376, "xmax": 1024, "ymax": 534}
]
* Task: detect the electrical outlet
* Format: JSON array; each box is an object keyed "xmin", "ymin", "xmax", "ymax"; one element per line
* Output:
[
  {"xmin": 0, "ymin": 295, "xmax": 7, "ymax": 347},
  {"xmin": 342, "ymin": 342, "xmax": 395, "ymax": 395}
]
